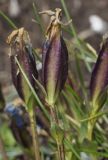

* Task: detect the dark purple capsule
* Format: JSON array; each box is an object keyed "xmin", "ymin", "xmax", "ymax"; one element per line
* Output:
[
  {"xmin": 42, "ymin": 9, "xmax": 68, "ymax": 105},
  {"xmin": 7, "ymin": 28, "xmax": 38, "ymax": 103},
  {"xmin": 90, "ymin": 35, "xmax": 108, "ymax": 105}
]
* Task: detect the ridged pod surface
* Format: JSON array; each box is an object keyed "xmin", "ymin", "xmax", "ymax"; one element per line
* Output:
[
  {"xmin": 42, "ymin": 9, "xmax": 68, "ymax": 105},
  {"xmin": 7, "ymin": 28, "xmax": 38, "ymax": 103},
  {"xmin": 90, "ymin": 35, "xmax": 108, "ymax": 105}
]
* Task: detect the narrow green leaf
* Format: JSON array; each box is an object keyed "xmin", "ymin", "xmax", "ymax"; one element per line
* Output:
[
  {"xmin": 80, "ymin": 110, "xmax": 108, "ymax": 122},
  {"xmin": 32, "ymin": 74, "xmax": 46, "ymax": 96},
  {"xmin": 66, "ymin": 114, "xmax": 80, "ymax": 127},
  {"xmin": 60, "ymin": 0, "xmax": 77, "ymax": 38},
  {"xmin": 32, "ymin": 3, "xmax": 44, "ymax": 34},
  {"xmin": 62, "ymin": 91, "xmax": 82, "ymax": 120},
  {"xmin": 15, "ymin": 57, "xmax": 49, "ymax": 120},
  {"xmin": 75, "ymin": 54, "xmax": 88, "ymax": 100},
  {"xmin": 64, "ymin": 139, "xmax": 81, "ymax": 160},
  {"xmin": 0, "ymin": 10, "xmax": 17, "ymax": 29},
  {"xmin": 60, "ymin": 0, "xmax": 92, "ymax": 71}
]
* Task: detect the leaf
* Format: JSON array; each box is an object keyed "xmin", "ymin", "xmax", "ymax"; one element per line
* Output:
[
  {"xmin": 62, "ymin": 91, "xmax": 82, "ymax": 121},
  {"xmin": 78, "ymin": 121, "xmax": 88, "ymax": 143},
  {"xmin": 93, "ymin": 87, "xmax": 108, "ymax": 112},
  {"xmin": 0, "ymin": 10, "xmax": 17, "ymax": 29},
  {"xmin": 32, "ymin": 74, "xmax": 46, "ymax": 96},
  {"xmin": 80, "ymin": 143, "xmax": 108, "ymax": 158},
  {"xmin": 79, "ymin": 140, "xmax": 98, "ymax": 156},
  {"xmin": 32, "ymin": 3, "xmax": 44, "ymax": 34},
  {"xmin": 60, "ymin": 0, "xmax": 77, "ymax": 38},
  {"xmin": 15, "ymin": 57, "xmax": 49, "ymax": 120},
  {"xmin": 64, "ymin": 139, "xmax": 81, "ymax": 160}
]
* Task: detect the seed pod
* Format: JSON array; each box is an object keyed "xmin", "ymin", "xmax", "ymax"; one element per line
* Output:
[
  {"xmin": 90, "ymin": 35, "xmax": 108, "ymax": 106},
  {"xmin": 42, "ymin": 8, "xmax": 68, "ymax": 105},
  {"xmin": 7, "ymin": 28, "xmax": 38, "ymax": 103}
]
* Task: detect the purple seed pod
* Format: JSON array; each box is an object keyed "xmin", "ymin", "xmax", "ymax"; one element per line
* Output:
[
  {"xmin": 7, "ymin": 28, "xmax": 38, "ymax": 103},
  {"xmin": 90, "ymin": 35, "xmax": 108, "ymax": 105},
  {"xmin": 42, "ymin": 9, "xmax": 68, "ymax": 105}
]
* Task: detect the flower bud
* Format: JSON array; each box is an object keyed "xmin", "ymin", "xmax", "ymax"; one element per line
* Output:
[
  {"xmin": 42, "ymin": 8, "xmax": 68, "ymax": 105},
  {"xmin": 7, "ymin": 28, "xmax": 38, "ymax": 103},
  {"xmin": 90, "ymin": 35, "xmax": 108, "ymax": 107}
]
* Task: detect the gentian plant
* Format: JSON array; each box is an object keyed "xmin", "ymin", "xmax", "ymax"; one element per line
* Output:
[{"xmin": 0, "ymin": 1, "xmax": 108, "ymax": 160}]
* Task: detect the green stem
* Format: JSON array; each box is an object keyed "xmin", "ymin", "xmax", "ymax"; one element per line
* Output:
[
  {"xmin": 50, "ymin": 107, "xmax": 65, "ymax": 160},
  {"xmin": 57, "ymin": 144, "xmax": 65, "ymax": 160},
  {"xmin": 87, "ymin": 120, "xmax": 95, "ymax": 141},
  {"xmin": 87, "ymin": 105, "xmax": 98, "ymax": 141},
  {"xmin": 29, "ymin": 108, "xmax": 41, "ymax": 160},
  {"xmin": 0, "ymin": 136, "xmax": 8, "ymax": 160}
]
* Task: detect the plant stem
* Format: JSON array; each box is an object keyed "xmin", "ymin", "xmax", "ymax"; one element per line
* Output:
[
  {"xmin": 57, "ymin": 144, "xmax": 65, "ymax": 160},
  {"xmin": 0, "ymin": 137, "xmax": 8, "ymax": 160},
  {"xmin": 87, "ymin": 106, "xmax": 98, "ymax": 141},
  {"xmin": 50, "ymin": 107, "xmax": 65, "ymax": 160},
  {"xmin": 29, "ymin": 108, "xmax": 41, "ymax": 160},
  {"xmin": 87, "ymin": 120, "xmax": 94, "ymax": 141}
]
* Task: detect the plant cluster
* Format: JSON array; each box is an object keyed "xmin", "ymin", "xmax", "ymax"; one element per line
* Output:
[{"xmin": 0, "ymin": 1, "xmax": 108, "ymax": 160}]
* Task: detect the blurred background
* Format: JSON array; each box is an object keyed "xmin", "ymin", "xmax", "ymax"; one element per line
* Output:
[{"xmin": 0, "ymin": 0, "xmax": 108, "ymax": 101}]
